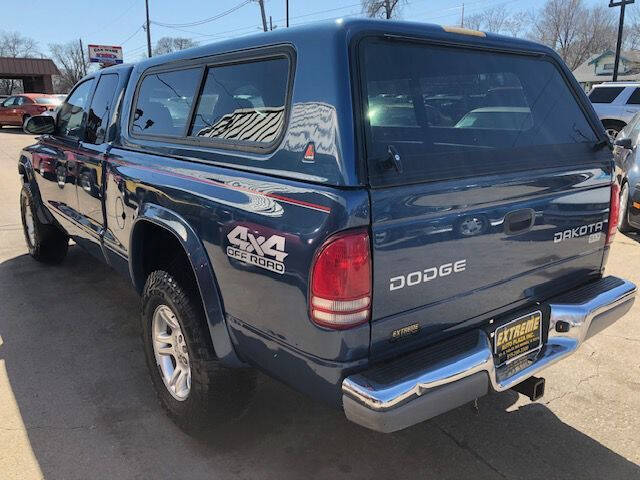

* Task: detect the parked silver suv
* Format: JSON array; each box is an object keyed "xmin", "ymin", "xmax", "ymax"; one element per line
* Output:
[{"xmin": 588, "ymin": 82, "xmax": 640, "ymax": 139}]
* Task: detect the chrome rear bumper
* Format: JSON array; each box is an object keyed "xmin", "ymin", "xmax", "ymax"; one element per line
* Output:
[{"xmin": 342, "ymin": 276, "xmax": 636, "ymax": 433}]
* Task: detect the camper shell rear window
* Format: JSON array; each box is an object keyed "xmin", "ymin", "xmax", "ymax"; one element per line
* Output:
[{"xmin": 359, "ymin": 37, "xmax": 599, "ymax": 187}]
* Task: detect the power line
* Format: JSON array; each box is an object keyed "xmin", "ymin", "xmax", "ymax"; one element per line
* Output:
[
  {"xmin": 127, "ymin": 44, "xmax": 148, "ymax": 54},
  {"xmin": 143, "ymin": 1, "xmax": 364, "ymax": 40},
  {"xmin": 153, "ymin": 0, "xmax": 251, "ymax": 27},
  {"xmin": 414, "ymin": 0, "xmax": 524, "ymax": 22},
  {"xmin": 119, "ymin": 25, "xmax": 144, "ymax": 45},
  {"xmin": 122, "ymin": 0, "xmax": 529, "ymax": 55},
  {"xmin": 81, "ymin": 1, "xmax": 141, "ymax": 39},
  {"xmin": 151, "ymin": 21, "xmax": 260, "ymax": 39},
  {"xmin": 278, "ymin": 1, "xmax": 362, "ymax": 22},
  {"xmin": 146, "ymin": 0, "xmax": 470, "ymax": 41}
]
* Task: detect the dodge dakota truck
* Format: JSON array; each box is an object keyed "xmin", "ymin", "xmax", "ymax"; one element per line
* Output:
[{"xmin": 18, "ymin": 19, "xmax": 636, "ymax": 434}]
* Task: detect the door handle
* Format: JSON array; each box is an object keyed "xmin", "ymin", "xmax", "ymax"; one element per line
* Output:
[{"xmin": 504, "ymin": 208, "xmax": 535, "ymax": 235}]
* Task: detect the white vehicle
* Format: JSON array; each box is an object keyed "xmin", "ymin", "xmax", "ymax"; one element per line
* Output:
[{"xmin": 588, "ymin": 82, "xmax": 640, "ymax": 139}]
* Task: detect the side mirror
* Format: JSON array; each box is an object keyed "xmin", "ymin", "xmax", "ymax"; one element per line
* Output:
[
  {"xmin": 24, "ymin": 114, "xmax": 55, "ymax": 135},
  {"xmin": 614, "ymin": 137, "xmax": 633, "ymax": 150}
]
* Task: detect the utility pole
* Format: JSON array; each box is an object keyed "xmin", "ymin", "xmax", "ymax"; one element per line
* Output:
[
  {"xmin": 257, "ymin": 0, "xmax": 268, "ymax": 32},
  {"xmin": 460, "ymin": 3, "xmax": 465, "ymax": 28},
  {"xmin": 286, "ymin": 0, "xmax": 289, "ymax": 27},
  {"xmin": 269, "ymin": 15, "xmax": 273, "ymax": 31},
  {"xmin": 609, "ymin": 0, "xmax": 634, "ymax": 82},
  {"xmin": 145, "ymin": 0, "xmax": 152, "ymax": 57},
  {"xmin": 79, "ymin": 38, "xmax": 87, "ymax": 76}
]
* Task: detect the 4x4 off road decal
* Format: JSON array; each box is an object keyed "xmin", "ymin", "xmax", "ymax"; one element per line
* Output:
[{"xmin": 226, "ymin": 225, "xmax": 288, "ymax": 274}]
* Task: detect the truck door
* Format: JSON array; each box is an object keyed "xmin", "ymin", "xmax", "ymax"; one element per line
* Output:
[
  {"xmin": 34, "ymin": 79, "xmax": 95, "ymax": 236},
  {"xmin": 73, "ymin": 73, "xmax": 120, "ymax": 254}
]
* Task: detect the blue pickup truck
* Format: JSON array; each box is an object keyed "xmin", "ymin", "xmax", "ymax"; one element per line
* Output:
[{"xmin": 18, "ymin": 19, "xmax": 636, "ymax": 434}]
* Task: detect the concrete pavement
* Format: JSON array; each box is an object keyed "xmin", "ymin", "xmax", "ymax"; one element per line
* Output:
[{"xmin": 0, "ymin": 128, "xmax": 639, "ymax": 479}]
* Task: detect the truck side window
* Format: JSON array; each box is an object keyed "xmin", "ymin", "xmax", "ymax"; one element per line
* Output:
[
  {"xmin": 57, "ymin": 79, "xmax": 95, "ymax": 140},
  {"xmin": 132, "ymin": 68, "xmax": 200, "ymax": 137},
  {"xmin": 85, "ymin": 74, "xmax": 119, "ymax": 144},
  {"xmin": 188, "ymin": 57, "xmax": 289, "ymax": 145}
]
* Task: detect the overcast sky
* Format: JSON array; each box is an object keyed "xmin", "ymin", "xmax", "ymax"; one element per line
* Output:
[{"xmin": 5, "ymin": 0, "xmax": 637, "ymax": 61}]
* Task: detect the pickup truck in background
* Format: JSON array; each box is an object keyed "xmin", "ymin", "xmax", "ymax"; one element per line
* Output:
[{"xmin": 18, "ymin": 19, "xmax": 636, "ymax": 435}]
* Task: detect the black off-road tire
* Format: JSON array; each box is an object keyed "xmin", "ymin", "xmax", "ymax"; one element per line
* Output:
[
  {"xmin": 618, "ymin": 182, "xmax": 634, "ymax": 233},
  {"xmin": 141, "ymin": 269, "xmax": 256, "ymax": 435},
  {"xmin": 20, "ymin": 185, "xmax": 69, "ymax": 263}
]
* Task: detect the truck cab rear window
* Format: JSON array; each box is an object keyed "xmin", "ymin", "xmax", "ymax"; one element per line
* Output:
[
  {"xmin": 188, "ymin": 57, "xmax": 289, "ymax": 145},
  {"xmin": 132, "ymin": 68, "xmax": 200, "ymax": 137},
  {"xmin": 360, "ymin": 39, "xmax": 598, "ymax": 186}
]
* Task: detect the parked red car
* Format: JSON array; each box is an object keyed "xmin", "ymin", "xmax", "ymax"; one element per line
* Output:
[{"xmin": 0, "ymin": 93, "xmax": 61, "ymax": 128}]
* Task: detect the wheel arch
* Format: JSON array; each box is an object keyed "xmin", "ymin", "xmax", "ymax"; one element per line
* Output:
[
  {"xmin": 18, "ymin": 154, "xmax": 56, "ymax": 226},
  {"xmin": 130, "ymin": 203, "xmax": 245, "ymax": 367},
  {"xmin": 601, "ymin": 118, "xmax": 626, "ymax": 127},
  {"xmin": 18, "ymin": 154, "xmax": 33, "ymax": 185}
]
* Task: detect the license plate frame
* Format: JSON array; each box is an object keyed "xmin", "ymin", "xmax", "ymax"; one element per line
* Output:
[{"xmin": 493, "ymin": 310, "xmax": 543, "ymax": 366}]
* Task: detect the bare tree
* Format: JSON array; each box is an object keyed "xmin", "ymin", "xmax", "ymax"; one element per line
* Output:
[
  {"xmin": 153, "ymin": 37, "xmax": 198, "ymax": 56},
  {"xmin": 0, "ymin": 31, "xmax": 40, "ymax": 94},
  {"xmin": 361, "ymin": 0, "xmax": 406, "ymax": 19},
  {"xmin": 623, "ymin": 7, "xmax": 640, "ymax": 50},
  {"xmin": 49, "ymin": 42, "xmax": 88, "ymax": 93},
  {"xmin": 530, "ymin": 0, "xmax": 616, "ymax": 70},
  {"xmin": 464, "ymin": 7, "xmax": 526, "ymax": 37}
]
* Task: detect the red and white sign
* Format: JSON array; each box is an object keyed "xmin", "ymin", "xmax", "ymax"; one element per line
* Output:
[{"xmin": 88, "ymin": 44, "xmax": 123, "ymax": 64}]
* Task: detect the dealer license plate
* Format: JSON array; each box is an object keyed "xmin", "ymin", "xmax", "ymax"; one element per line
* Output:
[{"xmin": 494, "ymin": 311, "xmax": 543, "ymax": 365}]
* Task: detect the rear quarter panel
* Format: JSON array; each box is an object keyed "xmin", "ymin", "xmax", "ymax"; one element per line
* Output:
[
  {"xmin": 102, "ymin": 149, "xmax": 370, "ymax": 403},
  {"xmin": 104, "ymin": 148, "xmax": 369, "ymax": 359},
  {"xmin": 102, "ymin": 28, "xmax": 372, "ymax": 403}
]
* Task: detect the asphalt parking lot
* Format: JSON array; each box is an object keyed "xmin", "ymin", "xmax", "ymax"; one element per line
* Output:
[{"xmin": 0, "ymin": 129, "xmax": 639, "ymax": 480}]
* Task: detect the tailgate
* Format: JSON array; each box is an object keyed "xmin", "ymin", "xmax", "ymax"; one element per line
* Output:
[
  {"xmin": 369, "ymin": 168, "xmax": 610, "ymax": 356},
  {"xmin": 357, "ymin": 36, "xmax": 612, "ymax": 357}
]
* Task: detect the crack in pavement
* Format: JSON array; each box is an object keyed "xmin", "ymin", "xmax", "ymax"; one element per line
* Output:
[
  {"xmin": 602, "ymin": 334, "xmax": 640, "ymax": 344},
  {"xmin": 0, "ymin": 424, "xmax": 95, "ymax": 432},
  {"xmin": 544, "ymin": 365, "xmax": 601, "ymax": 405},
  {"xmin": 436, "ymin": 424, "xmax": 508, "ymax": 479},
  {"xmin": 544, "ymin": 390, "xmax": 571, "ymax": 405}
]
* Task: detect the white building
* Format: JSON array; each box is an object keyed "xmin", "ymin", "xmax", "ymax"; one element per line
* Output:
[{"xmin": 572, "ymin": 50, "xmax": 640, "ymax": 91}]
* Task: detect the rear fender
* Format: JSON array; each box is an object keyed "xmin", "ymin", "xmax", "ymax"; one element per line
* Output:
[{"xmin": 130, "ymin": 203, "xmax": 245, "ymax": 367}]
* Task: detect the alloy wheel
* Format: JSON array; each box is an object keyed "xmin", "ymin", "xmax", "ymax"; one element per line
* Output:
[
  {"xmin": 23, "ymin": 196, "xmax": 36, "ymax": 246},
  {"xmin": 152, "ymin": 304, "xmax": 191, "ymax": 401},
  {"xmin": 619, "ymin": 183, "xmax": 629, "ymax": 228},
  {"xmin": 606, "ymin": 128, "xmax": 620, "ymax": 142}
]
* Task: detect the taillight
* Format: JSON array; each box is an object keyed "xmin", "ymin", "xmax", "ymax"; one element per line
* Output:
[
  {"xmin": 310, "ymin": 230, "xmax": 371, "ymax": 329},
  {"xmin": 36, "ymin": 105, "xmax": 47, "ymax": 112},
  {"xmin": 607, "ymin": 182, "xmax": 620, "ymax": 246}
]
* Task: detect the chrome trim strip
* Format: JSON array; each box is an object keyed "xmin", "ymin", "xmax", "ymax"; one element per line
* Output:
[{"xmin": 342, "ymin": 277, "xmax": 636, "ymax": 412}]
